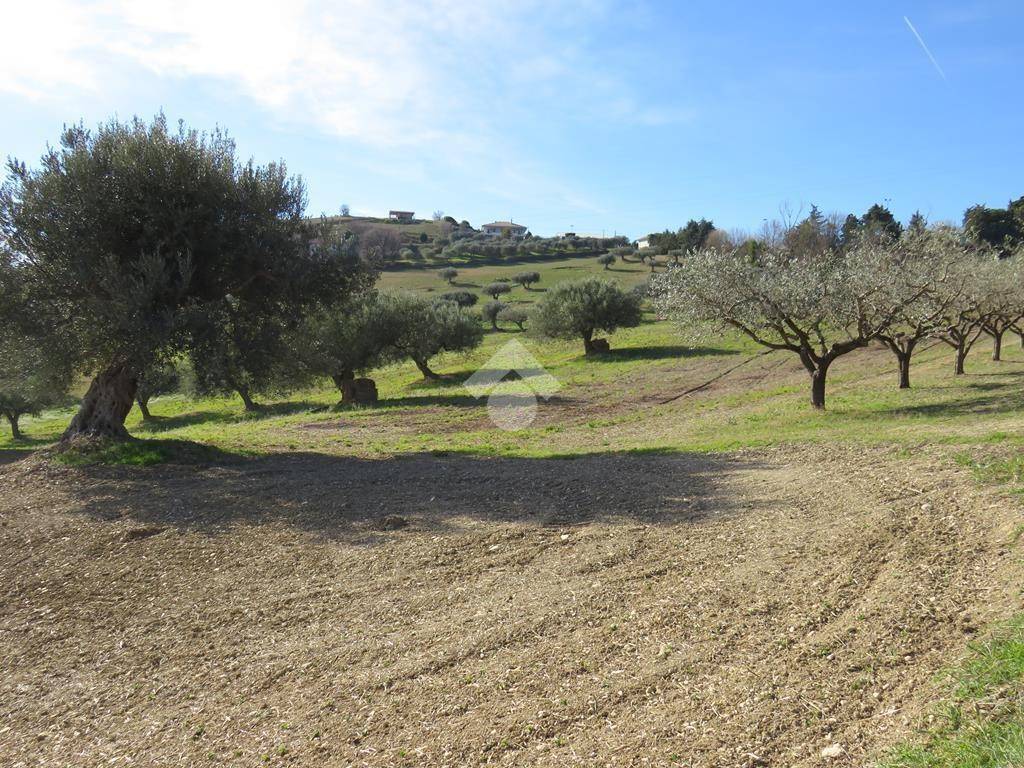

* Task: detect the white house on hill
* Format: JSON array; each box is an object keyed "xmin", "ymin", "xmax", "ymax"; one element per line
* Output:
[
  {"xmin": 389, "ymin": 210, "xmax": 415, "ymax": 221},
  {"xmin": 482, "ymin": 221, "xmax": 528, "ymax": 238}
]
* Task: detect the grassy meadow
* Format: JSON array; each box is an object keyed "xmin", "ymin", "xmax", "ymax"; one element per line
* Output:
[{"xmin": 6, "ymin": 252, "xmax": 1024, "ymax": 469}]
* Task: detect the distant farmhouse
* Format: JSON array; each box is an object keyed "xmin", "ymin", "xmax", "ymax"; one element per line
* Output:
[
  {"xmin": 388, "ymin": 210, "xmax": 415, "ymax": 222},
  {"xmin": 636, "ymin": 237, "xmax": 651, "ymax": 250},
  {"xmin": 482, "ymin": 221, "xmax": 528, "ymax": 239}
]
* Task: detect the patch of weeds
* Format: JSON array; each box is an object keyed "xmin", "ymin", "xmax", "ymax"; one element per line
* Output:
[
  {"xmin": 879, "ymin": 615, "xmax": 1024, "ymax": 767},
  {"xmin": 955, "ymin": 452, "xmax": 1024, "ymax": 495}
]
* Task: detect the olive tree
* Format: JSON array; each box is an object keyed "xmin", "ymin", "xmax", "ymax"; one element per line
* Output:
[
  {"xmin": 531, "ymin": 277, "xmax": 642, "ymax": 355},
  {"xmin": 875, "ymin": 229, "xmax": 966, "ymax": 388},
  {"xmin": 294, "ymin": 293, "xmax": 401, "ymax": 404},
  {"xmin": 439, "ymin": 267, "xmax": 458, "ymax": 285},
  {"xmin": 935, "ymin": 259, "xmax": 990, "ymax": 376},
  {"xmin": 0, "ymin": 326, "xmax": 70, "ymax": 440},
  {"xmin": 977, "ymin": 256, "xmax": 1024, "ymax": 361},
  {"xmin": 497, "ymin": 306, "xmax": 528, "ymax": 330},
  {"xmin": 384, "ymin": 293, "xmax": 484, "ymax": 379},
  {"xmin": 484, "ymin": 281, "xmax": 512, "ymax": 300},
  {"xmin": 0, "ymin": 115, "xmax": 369, "ymax": 441},
  {"xmin": 513, "ymin": 271, "xmax": 541, "ymax": 290},
  {"xmin": 653, "ymin": 243, "xmax": 917, "ymax": 408},
  {"xmin": 597, "ymin": 253, "xmax": 615, "ymax": 270},
  {"xmin": 481, "ymin": 300, "xmax": 508, "ymax": 330},
  {"xmin": 436, "ymin": 290, "xmax": 477, "ymax": 308},
  {"xmin": 135, "ymin": 362, "xmax": 181, "ymax": 420}
]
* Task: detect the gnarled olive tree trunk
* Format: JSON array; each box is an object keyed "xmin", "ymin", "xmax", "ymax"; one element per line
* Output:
[
  {"xmin": 413, "ymin": 358, "xmax": 440, "ymax": 380},
  {"xmin": 136, "ymin": 396, "xmax": 153, "ymax": 421},
  {"xmin": 62, "ymin": 363, "xmax": 137, "ymax": 442}
]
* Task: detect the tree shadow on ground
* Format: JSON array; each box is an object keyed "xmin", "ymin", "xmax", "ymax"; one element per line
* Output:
[
  {"xmin": 0, "ymin": 448, "xmax": 34, "ymax": 465},
  {"xmin": 138, "ymin": 400, "xmax": 324, "ymax": 433},
  {"xmin": 39, "ymin": 444, "xmax": 758, "ymax": 543},
  {"xmin": 881, "ymin": 385, "xmax": 1024, "ymax": 419},
  {"xmin": 588, "ymin": 345, "xmax": 734, "ymax": 362}
]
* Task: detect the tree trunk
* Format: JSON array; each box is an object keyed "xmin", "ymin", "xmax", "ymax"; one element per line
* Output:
[
  {"xmin": 992, "ymin": 330, "xmax": 1003, "ymax": 361},
  {"xmin": 62, "ymin": 363, "xmax": 137, "ymax": 442},
  {"xmin": 5, "ymin": 412, "xmax": 22, "ymax": 441},
  {"xmin": 897, "ymin": 352, "xmax": 911, "ymax": 389},
  {"xmin": 810, "ymin": 362, "xmax": 829, "ymax": 409},
  {"xmin": 237, "ymin": 386, "xmax": 258, "ymax": 411},
  {"xmin": 955, "ymin": 343, "xmax": 967, "ymax": 375},
  {"xmin": 332, "ymin": 370, "xmax": 354, "ymax": 403},
  {"xmin": 414, "ymin": 358, "xmax": 440, "ymax": 380},
  {"xmin": 137, "ymin": 396, "xmax": 152, "ymax": 421}
]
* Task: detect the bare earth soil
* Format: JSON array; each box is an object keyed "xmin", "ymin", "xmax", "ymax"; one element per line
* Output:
[{"xmin": 1, "ymin": 445, "xmax": 1022, "ymax": 767}]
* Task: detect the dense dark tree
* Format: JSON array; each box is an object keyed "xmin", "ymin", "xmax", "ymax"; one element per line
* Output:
[
  {"xmin": 964, "ymin": 203, "xmax": 1022, "ymax": 254},
  {"xmin": 784, "ymin": 205, "xmax": 841, "ymax": 255},
  {"xmin": 840, "ymin": 204, "xmax": 902, "ymax": 247},
  {"xmin": 532, "ymin": 277, "xmax": 642, "ymax": 355},
  {"xmin": 0, "ymin": 115, "xmax": 371, "ymax": 440},
  {"xmin": 906, "ymin": 211, "xmax": 927, "ymax": 237}
]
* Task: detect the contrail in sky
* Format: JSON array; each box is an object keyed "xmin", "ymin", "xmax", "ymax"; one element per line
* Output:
[{"xmin": 904, "ymin": 15, "xmax": 947, "ymax": 80}]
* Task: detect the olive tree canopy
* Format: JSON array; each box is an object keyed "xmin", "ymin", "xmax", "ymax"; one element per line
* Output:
[
  {"xmin": 0, "ymin": 115, "xmax": 370, "ymax": 440},
  {"xmin": 531, "ymin": 277, "xmax": 642, "ymax": 354}
]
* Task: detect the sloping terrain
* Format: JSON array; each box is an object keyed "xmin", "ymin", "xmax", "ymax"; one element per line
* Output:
[{"xmin": 2, "ymin": 445, "xmax": 1021, "ymax": 766}]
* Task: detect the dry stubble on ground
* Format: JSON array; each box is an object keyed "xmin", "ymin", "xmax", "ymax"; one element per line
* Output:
[{"xmin": 2, "ymin": 442, "xmax": 1022, "ymax": 767}]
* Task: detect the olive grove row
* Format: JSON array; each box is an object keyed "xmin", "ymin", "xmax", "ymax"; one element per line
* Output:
[{"xmin": 653, "ymin": 228, "xmax": 1022, "ymax": 407}]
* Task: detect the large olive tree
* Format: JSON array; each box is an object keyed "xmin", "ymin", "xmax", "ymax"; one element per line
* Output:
[{"xmin": 0, "ymin": 115, "xmax": 368, "ymax": 441}]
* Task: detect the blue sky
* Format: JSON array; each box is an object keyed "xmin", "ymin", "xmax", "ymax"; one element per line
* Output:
[{"xmin": 2, "ymin": 1, "xmax": 1022, "ymax": 238}]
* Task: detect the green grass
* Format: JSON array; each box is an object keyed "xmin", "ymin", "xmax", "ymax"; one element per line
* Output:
[
  {"xmin": 881, "ymin": 617, "xmax": 1024, "ymax": 768},
  {"xmin": 377, "ymin": 251, "xmax": 653, "ymax": 300},
  {"xmin": 4, "ymin": 256, "xmax": 1024, "ymax": 462}
]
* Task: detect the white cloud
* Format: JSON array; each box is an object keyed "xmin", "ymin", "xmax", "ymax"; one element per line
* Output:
[{"xmin": 0, "ymin": 0, "xmax": 678, "ymax": 216}]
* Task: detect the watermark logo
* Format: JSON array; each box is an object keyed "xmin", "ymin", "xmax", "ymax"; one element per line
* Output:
[{"xmin": 464, "ymin": 339, "xmax": 560, "ymax": 430}]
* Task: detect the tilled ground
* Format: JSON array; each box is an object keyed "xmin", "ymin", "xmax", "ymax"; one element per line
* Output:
[{"xmin": 1, "ymin": 445, "xmax": 1022, "ymax": 767}]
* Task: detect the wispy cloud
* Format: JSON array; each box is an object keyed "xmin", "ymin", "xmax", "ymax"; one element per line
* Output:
[
  {"xmin": 1, "ymin": 0, "xmax": 668, "ymax": 216},
  {"xmin": 904, "ymin": 15, "xmax": 947, "ymax": 80}
]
